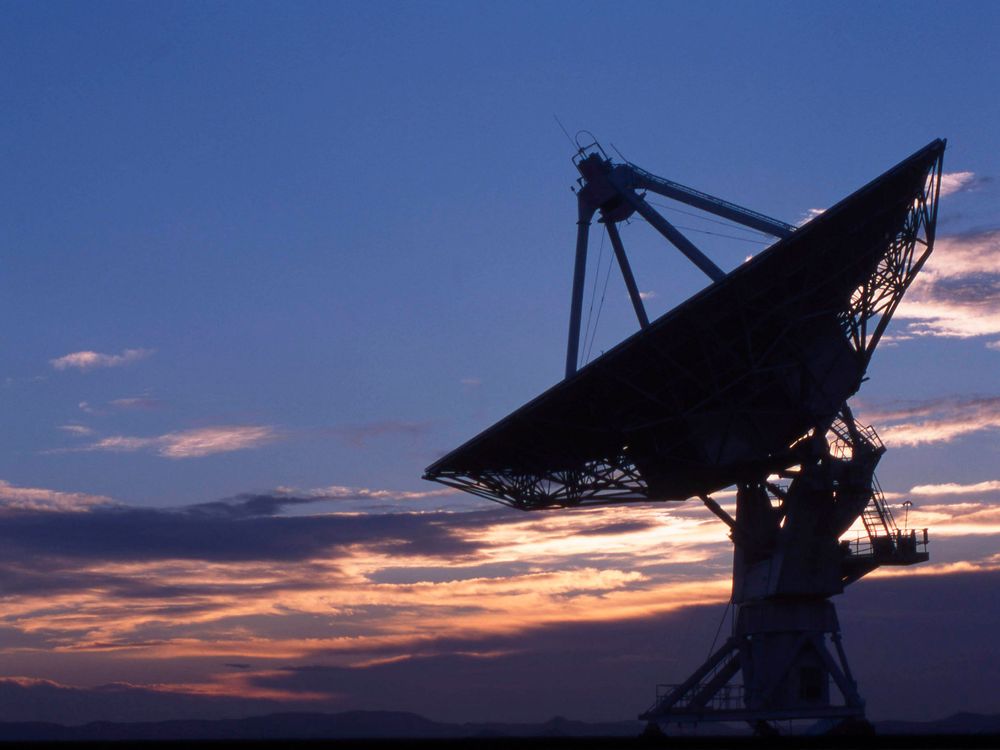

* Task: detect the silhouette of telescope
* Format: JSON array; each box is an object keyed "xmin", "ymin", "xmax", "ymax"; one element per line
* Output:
[
  {"xmin": 424, "ymin": 140, "xmax": 944, "ymax": 510},
  {"xmin": 425, "ymin": 138, "xmax": 942, "ymax": 733}
]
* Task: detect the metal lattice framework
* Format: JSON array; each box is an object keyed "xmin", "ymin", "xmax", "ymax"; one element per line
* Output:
[
  {"xmin": 425, "ymin": 141, "xmax": 945, "ymax": 511},
  {"xmin": 841, "ymin": 155, "xmax": 943, "ymax": 360},
  {"xmin": 430, "ymin": 453, "xmax": 649, "ymax": 508}
]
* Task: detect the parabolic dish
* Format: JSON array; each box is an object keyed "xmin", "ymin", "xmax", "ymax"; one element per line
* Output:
[{"xmin": 425, "ymin": 140, "xmax": 945, "ymax": 509}]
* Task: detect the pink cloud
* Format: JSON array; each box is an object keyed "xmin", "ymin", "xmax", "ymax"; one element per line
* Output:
[
  {"xmin": 938, "ymin": 170, "xmax": 980, "ymax": 197},
  {"xmin": 50, "ymin": 348, "xmax": 154, "ymax": 372},
  {"xmin": 892, "ymin": 230, "xmax": 1000, "ymax": 342},
  {"xmin": 85, "ymin": 426, "xmax": 280, "ymax": 458},
  {"xmin": 910, "ymin": 480, "xmax": 1000, "ymax": 496},
  {"xmin": 0, "ymin": 479, "xmax": 112, "ymax": 512},
  {"xmin": 861, "ymin": 396, "xmax": 1000, "ymax": 447}
]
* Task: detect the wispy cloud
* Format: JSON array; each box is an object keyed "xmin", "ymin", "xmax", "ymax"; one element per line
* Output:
[
  {"xmin": 58, "ymin": 424, "xmax": 94, "ymax": 437},
  {"xmin": 910, "ymin": 480, "xmax": 1000, "ymax": 496},
  {"xmin": 73, "ymin": 396, "xmax": 162, "ymax": 417},
  {"xmin": 110, "ymin": 396, "xmax": 162, "ymax": 410},
  {"xmin": 901, "ymin": 501, "xmax": 1000, "ymax": 538},
  {"xmin": 294, "ymin": 484, "xmax": 458, "ymax": 501},
  {"xmin": 0, "ymin": 479, "xmax": 112, "ymax": 512},
  {"xmin": 938, "ymin": 170, "xmax": 987, "ymax": 197},
  {"xmin": 83, "ymin": 426, "xmax": 280, "ymax": 458},
  {"xmin": 796, "ymin": 207, "xmax": 825, "ymax": 226},
  {"xmin": 861, "ymin": 396, "xmax": 1000, "ymax": 447},
  {"xmin": 50, "ymin": 348, "xmax": 154, "ymax": 372},
  {"xmin": 893, "ymin": 229, "xmax": 1000, "ymax": 342},
  {"xmin": 638, "ymin": 290, "xmax": 656, "ymax": 301}
]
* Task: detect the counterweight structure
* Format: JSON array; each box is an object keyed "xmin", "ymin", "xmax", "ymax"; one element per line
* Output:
[{"xmin": 425, "ymin": 137, "xmax": 943, "ymax": 734}]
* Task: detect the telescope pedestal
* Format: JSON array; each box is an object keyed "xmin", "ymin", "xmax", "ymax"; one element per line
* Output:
[
  {"xmin": 642, "ymin": 433, "xmax": 887, "ymax": 735},
  {"xmin": 640, "ymin": 599, "xmax": 866, "ymax": 734}
]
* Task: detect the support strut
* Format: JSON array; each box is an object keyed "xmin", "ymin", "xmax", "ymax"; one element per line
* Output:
[
  {"xmin": 565, "ymin": 200, "xmax": 596, "ymax": 378},
  {"xmin": 563, "ymin": 143, "xmax": 794, "ymax": 379},
  {"xmin": 605, "ymin": 221, "xmax": 649, "ymax": 329},
  {"xmin": 608, "ymin": 176, "xmax": 726, "ymax": 282}
]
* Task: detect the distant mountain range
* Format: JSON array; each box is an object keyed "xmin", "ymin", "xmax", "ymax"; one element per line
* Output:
[
  {"xmin": 0, "ymin": 711, "xmax": 640, "ymax": 742},
  {"xmin": 0, "ymin": 709, "xmax": 997, "ymax": 741},
  {"xmin": 877, "ymin": 712, "xmax": 1000, "ymax": 736}
]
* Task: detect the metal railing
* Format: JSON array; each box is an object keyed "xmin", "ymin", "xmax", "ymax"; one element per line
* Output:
[
  {"xmin": 842, "ymin": 528, "xmax": 928, "ymax": 559},
  {"xmin": 655, "ymin": 683, "xmax": 745, "ymax": 711}
]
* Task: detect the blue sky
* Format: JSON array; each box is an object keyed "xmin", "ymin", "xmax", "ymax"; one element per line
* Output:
[{"xmin": 1, "ymin": 0, "xmax": 999, "ymax": 726}]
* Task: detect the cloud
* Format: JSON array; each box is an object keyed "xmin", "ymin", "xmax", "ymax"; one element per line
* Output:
[
  {"xmin": 861, "ymin": 396, "xmax": 1000, "ymax": 447},
  {"xmin": 78, "ymin": 401, "xmax": 99, "ymax": 414},
  {"xmin": 293, "ymin": 485, "xmax": 461, "ymax": 507},
  {"xmin": 0, "ymin": 495, "xmax": 486, "ymax": 565},
  {"xmin": 2, "ymin": 569, "xmax": 999, "ymax": 725},
  {"xmin": 50, "ymin": 348, "xmax": 154, "ymax": 371},
  {"xmin": 0, "ymin": 479, "xmax": 112, "ymax": 512},
  {"xmin": 0, "ymin": 496, "xmax": 728, "ymax": 669},
  {"xmin": 638, "ymin": 291, "xmax": 656, "ymax": 300},
  {"xmin": 296, "ymin": 485, "xmax": 453, "ymax": 500},
  {"xmin": 892, "ymin": 229, "xmax": 1000, "ymax": 341},
  {"xmin": 157, "ymin": 427, "xmax": 279, "ymax": 458},
  {"xmin": 792, "ymin": 185, "xmax": 993, "ymax": 230},
  {"xmin": 240, "ymin": 570, "xmax": 1000, "ymax": 723},
  {"xmin": 70, "ymin": 396, "xmax": 162, "ymax": 417},
  {"xmin": 265, "ymin": 484, "xmax": 466, "ymax": 516},
  {"xmin": 899, "ymin": 501, "xmax": 1000, "ymax": 538},
  {"xmin": 910, "ymin": 480, "xmax": 1000, "ymax": 496},
  {"xmin": 0, "ymin": 475, "xmax": 997, "ymax": 725},
  {"xmin": 110, "ymin": 396, "xmax": 162, "ymax": 410},
  {"xmin": 82, "ymin": 426, "xmax": 280, "ymax": 458},
  {"xmin": 938, "ymin": 170, "xmax": 986, "ymax": 197},
  {"xmin": 797, "ymin": 207, "xmax": 825, "ymax": 226},
  {"xmin": 179, "ymin": 487, "xmax": 456, "ymax": 519},
  {"xmin": 58, "ymin": 424, "xmax": 94, "ymax": 437}
]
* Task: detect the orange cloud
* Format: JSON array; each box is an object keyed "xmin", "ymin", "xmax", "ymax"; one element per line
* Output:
[{"xmin": 0, "ymin": 481, "xmax": 995, "ymax": 708}]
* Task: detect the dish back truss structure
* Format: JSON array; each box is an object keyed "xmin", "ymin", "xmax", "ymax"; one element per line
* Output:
[{"xmin": 425, "ymin": 137, "xmax": 943, "ymax": 734}]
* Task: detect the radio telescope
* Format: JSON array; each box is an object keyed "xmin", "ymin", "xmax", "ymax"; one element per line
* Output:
[{"xmin": 425, "ymin": 136, "xmax": 943, "ymax": 735}]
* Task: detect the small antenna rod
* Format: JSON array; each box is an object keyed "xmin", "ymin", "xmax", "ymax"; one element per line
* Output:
[{"xmin": 553, "ymin": 115, "xmax": 576, "ymax": 150}]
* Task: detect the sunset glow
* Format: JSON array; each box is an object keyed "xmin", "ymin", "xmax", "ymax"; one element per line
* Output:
[{"xmin": 2, "ymin": 1, "xmax": 999, "ymax": 729}]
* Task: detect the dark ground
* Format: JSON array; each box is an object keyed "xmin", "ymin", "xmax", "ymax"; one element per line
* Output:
[{"xmin": 3, "ymin": 736, "xmax": 1000, "ymax": 749}]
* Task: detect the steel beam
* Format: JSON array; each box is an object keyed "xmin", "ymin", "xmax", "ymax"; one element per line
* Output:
[
  {"xmin": 604, "ymin": 221, "xmax": 649, "ymax": 329},
  {"xmin": 614, "ymin": 186, "xmax": 726, "ymax": 282},
  {"xmin": 641, "ymin": 637, "xmax": 738, "ymax": 718},
  {"xmin": 565, "ymin": 200, "xmax": 596, "ymax": 379},
  {"xmin": 629, "ymin": 167, "xmax": 795, "ymax": 239}
]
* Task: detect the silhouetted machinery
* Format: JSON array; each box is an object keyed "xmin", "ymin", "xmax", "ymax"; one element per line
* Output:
[{"xmin": 425, "ymin": 136, "xmax": 943, "ymax": 734}]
